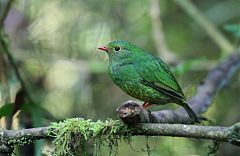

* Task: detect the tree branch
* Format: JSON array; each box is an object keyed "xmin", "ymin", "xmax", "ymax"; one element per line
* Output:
[
  {"xmin": 0, "ymin": 121, "xmax": 240, "ymax": 154},
  {"xmin": 117, "ymin": 50, "xmax": 240, "ymax": 124}
]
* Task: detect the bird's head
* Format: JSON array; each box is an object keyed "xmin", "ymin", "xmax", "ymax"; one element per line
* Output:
[{"xmin": 98, "ymin": 40, "xmax": 141, "ymax": 61}]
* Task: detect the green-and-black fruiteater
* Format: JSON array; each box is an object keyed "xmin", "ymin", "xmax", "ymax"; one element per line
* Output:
[{"xmin": 98, "ymin": 40, "xmax": 200, "ymax": 123}]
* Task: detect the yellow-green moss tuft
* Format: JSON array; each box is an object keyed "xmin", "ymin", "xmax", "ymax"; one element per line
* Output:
[{"xmin": 48, "ymin": 118, "xmax": 133, "ymax": 156}]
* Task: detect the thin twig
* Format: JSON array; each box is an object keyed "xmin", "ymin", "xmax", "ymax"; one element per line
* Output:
[
  {"xmin": 0, "ymin": 33, "xmax": 34, "ymax": 104},
  {"xmin": 149, "ymin": 0, "xmax": 177, "ymax": 63},
  {"xmin": 0, "ymin": 55, "xmax": 11, "ymax": 103},
  {"xmin": 0, "ymin": 9, "xmax": 34, "ymax": 105},
  {"xmin": 0, "ymin": 0, "xmax": 14, "ymax": 28},
  {"xmin": 174, "ymin": 0, "xmax": 234, "ymax": 53}
]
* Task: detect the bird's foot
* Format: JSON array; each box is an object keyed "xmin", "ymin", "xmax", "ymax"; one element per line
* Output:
[{"xmin": 142, "ymin": 102, "xmax": 151, "ymax": 109}]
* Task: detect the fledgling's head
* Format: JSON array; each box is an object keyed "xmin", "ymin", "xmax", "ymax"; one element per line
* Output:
[{"xmin": 98, "ymin": 40, "xmax": 142, "ymax": 61}]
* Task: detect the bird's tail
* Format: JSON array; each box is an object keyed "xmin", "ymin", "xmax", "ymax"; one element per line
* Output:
[{"xmin": 181, "ymin": 102, "xmax": 200, "ymax": 123}]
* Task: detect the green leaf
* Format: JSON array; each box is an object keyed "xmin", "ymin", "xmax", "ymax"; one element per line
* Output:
[
  {"xmin": 0, "ymin": 103, "xmax": 14, "ymax": 119},
  {"xmin": 224, "ymin": 24, "xmax": 240, "ymax": 38},
  {"xmin": 173, "ymin": 58, "xmax": 207, "ymax": 75}
]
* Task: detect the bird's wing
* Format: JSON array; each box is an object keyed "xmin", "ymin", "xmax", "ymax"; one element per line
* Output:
[{"xmin": 135, "ymin": 54, "xmax": 185, "ymax": 101}]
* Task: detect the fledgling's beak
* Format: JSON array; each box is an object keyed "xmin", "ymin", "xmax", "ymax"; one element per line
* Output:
[{"xmin": 98, "ymin": 46, "xmax": 108, "ymax": 53}]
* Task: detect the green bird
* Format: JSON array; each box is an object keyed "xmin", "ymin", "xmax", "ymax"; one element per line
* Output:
[{"xmin": 98, "ymin": 40, "xmax": 200, "ymax": 123}]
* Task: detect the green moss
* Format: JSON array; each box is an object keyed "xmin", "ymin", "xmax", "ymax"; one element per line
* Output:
[
  {"xmin": 48, "ymin": 118, "xmax": 133, "ymax": 156},
  {"xmin": 229, "ymin": 122, "xmax": 240, "ymax": 145},
  {"xmin": 207, "ymin": 140, "xmax": 221, "ymax": 155}
]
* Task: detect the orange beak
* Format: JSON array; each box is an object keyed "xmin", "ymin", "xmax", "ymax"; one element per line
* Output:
[{"xmin": 98, "ymin": 46, "xmax": 108, "ymax": 52}]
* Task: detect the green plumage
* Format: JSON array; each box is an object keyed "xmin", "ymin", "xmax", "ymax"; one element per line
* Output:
[{"xmin": 99, "ymin": 40, "xmax": 200, "ymax": 123}]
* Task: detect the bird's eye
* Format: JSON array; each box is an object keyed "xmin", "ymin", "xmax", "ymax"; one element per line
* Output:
[{"xmin": 114, "ymin": 46, "xmax": 121, "ymax": 51}]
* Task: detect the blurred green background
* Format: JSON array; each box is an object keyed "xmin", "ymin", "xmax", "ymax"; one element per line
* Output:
[{"xmin": 0, "ymin": 0, "xmax": 240, "ymax": 155}]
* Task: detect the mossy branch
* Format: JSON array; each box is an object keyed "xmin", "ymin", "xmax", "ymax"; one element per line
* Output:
[{"xmin": 0, "ymin": 119, "xmax": 240, "ymax": 155}]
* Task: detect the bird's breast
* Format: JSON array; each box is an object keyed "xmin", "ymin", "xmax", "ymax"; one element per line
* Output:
[
  {"xmin": 109, "ymin": 63, "xmax": 170, "ymax": 104},
  {"xmin": 109, "ymin": 61, "xmax": 176, "ymax": 104},
  {"xmin": 109, "ymin": 62, "xmax": 138, "ymax": 82}
]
